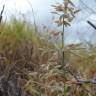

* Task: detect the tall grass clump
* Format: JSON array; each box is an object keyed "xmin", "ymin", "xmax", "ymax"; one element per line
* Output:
[{"xmin": 0, "ymin": 16, "xmax": 56, "ymax": 96}]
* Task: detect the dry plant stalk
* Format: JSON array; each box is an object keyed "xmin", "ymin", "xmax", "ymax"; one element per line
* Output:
[{"xmin": 51, "ymin": 0, "xmax": 80, "ymax": 95}]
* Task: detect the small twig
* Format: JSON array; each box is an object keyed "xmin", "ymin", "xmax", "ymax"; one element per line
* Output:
[
  {"xmin": 87, "ymin": 20, "xmax": 96, "ymax": 30},
  {"xmin": 66, "ymin": 66, "xmax": 96, "ymax": 85},
  {"xmin": 72, "ymin": 79, "xmax": 96, "ymax": 84},
  {"xmin": 0, "ymin": 5, "xmax": 5, "ymax": 23}
]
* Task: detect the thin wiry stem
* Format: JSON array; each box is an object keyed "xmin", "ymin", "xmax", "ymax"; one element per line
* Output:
[
  {"xmin": 26, "ymin": 0, "xmax": 38, "ymax": 33},
  {"xmin": 62, "ymin": 16, "xmax": 67, "ymax": 96},
  {"xmin": 62, "ymin": 16, "xmax": 64, "ymax": 49},
  {"xmin": 79, "ymin": 0, "xmax": 96, "ymax": 14}
]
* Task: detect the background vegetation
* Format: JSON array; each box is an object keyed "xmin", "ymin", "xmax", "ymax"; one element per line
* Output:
[{"xmin": 0, "ymin": 0, "xmax": 96, "ymax": 96}]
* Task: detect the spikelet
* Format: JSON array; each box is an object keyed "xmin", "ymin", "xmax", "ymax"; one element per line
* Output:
[{"xmin": 51, "ymin": 0, "xmax": 80, "ymax": 27}]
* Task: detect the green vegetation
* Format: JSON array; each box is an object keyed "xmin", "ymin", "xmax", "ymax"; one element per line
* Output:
[
  {"xmin": 0, "ymin": 0, "xmax": 96, "ymax": 96},
  {"xmin": 0, "ymin": 16, "xmax": 95, "ymax": 96}
]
